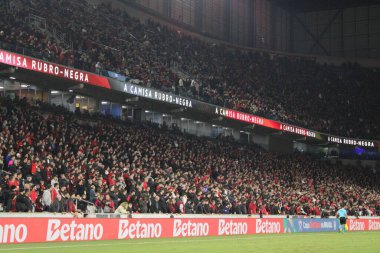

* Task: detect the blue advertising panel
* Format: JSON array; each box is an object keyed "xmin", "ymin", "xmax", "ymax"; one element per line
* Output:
[{"xmin": 284, "ymin": 218, "xmax": 339, "ymax": 233}]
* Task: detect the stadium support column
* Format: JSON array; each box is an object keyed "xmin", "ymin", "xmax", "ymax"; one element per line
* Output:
[
  {"xmin": 248, "ymin": 0, "xmax": 256, "ymax": 48},
  {"xmin": 94, "ymin": 99, "xmax": 100, "ymax": 114},
  {"xmin": 289, "ymin": 12, "xmax": 294, "ymax": 53},
  {"xmin": 195, "ymin": 0, "xmax": 203, "ymax": 32},
  {"xmin": 223, "ymin": 0, "xmax": 231, "ymax": 42},
  {"xmin": 340, "ymin": 10, "xmax": 344, "ymax": 57},
  {"xmin": 269, "ymin": 2, "xmax": 276, "ymax": 50},
  {"xmin": 163, "ymin": 0, "xmax": 170, "ymax": 18}
]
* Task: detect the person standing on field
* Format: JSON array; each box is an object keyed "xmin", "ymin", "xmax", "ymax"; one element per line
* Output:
[{"xmin": 336, "ymin": 205, "xmax": 348, "ymax": 233}]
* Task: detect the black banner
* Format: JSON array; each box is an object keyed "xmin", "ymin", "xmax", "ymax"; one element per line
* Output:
[{"xmin": 108, "ymin": 79, "xmax": 380, "ymax": 148}]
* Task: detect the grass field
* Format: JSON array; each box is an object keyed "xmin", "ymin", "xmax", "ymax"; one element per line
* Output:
[{"xmin": 1, "ymin": 232, "xmax": 379, "ymax": 253}]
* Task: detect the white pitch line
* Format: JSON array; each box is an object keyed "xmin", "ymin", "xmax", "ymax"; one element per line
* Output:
[{"xmin": 0, "ymin": 232, "xmax": 373, "ymax": 251}]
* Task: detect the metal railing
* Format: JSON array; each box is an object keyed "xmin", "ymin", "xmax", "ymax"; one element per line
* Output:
[
  {"xmin": 27, "ymin": 13, "xmax": 47, "ymax": 30},
  {"xmin": 51, "ymin": 28, "xmax": 73, "ymax": 49},
  {"xmin": 0, "ymin": 169, "xmax": 12, "ymax": 176},
  {"xmin": 74, "ymin": 198, "xmax": 96, "ymax": 214},
  {"xmin": 26, "ymin": 9, "xmax": 74, "ymax": 50}
]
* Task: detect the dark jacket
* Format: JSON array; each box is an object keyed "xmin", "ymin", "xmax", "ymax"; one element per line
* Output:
[
  {"xmin": 15, "ymin": 194, "xmax": 33, "ymax": 212},
  {"xmin": 149, "ymin": 198, "xmax": 163, "ymax": 213},
  {"xmin": 50, "ymin": 198, "xmax": 67, "ymax": 212}
]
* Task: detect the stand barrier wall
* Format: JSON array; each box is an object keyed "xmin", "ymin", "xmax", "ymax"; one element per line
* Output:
[{"xmin": 0, "ymin": 217, "xmax": 379, "ymax": 244}]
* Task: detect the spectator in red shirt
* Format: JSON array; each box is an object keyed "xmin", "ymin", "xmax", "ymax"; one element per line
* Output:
[
  {"xmin": 30, "ymin": 162, "xmax": 37, "ymax": 175},
  {"xmin": 30, "ymin": 186, "xmax": 38, "ymax": 203},
  {"xmin": 248, "ymin": 199, "xmax": 257, "ymax": 214},
  {"xmin": 7, "ymin": 174, "xmax": 19, "ymax": 190},
  {"xmin": 260, "ymin": 205, "xmax": 268, "ymax": 215},
  {"xmin": 51, "ymin": 183, "xmax": 59, "ymax": 202},
  {"xmin": 103, "ymin": 194, "xmax": 115, "ymax": 213}
]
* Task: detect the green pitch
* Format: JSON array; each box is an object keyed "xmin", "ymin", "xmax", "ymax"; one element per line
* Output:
[{"xmin": 1, "ymin": 232, "xmax": 379, "ymax": 253}]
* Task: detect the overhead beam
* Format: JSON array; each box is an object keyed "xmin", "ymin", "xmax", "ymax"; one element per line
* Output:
[
  {"xmin": 169, "ymin": 108, "xmax": 185, "ymax": 114},
  {"xmin": 268, "ymin": 0, "xmax": 380, "ymax": 13},
  {"xmin": 125, "ymin": 97, "xmax": 139, "ymax": 103}
]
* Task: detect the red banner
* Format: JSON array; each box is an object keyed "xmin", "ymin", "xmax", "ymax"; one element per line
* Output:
[
  {"xmin": 215, "ymin": 108, "xmax": 317, "ymax": 138},
  {"xmin": 347, "ymin": 218, "xmax": 380, "ymax": 231},
  {"xmin": 3, "ymin": 217, "xmax": 380, "ymax": 244},
  {"xmin": 0, "ymin": 50, "xmax": 110, "ymax": 89},
  {"xmin": 0, "ymin": 218, "xmax": 284, "ymax": 244}
]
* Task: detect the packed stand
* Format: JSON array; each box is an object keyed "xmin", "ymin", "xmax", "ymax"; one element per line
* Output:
[
  {"xmin": 0, "ymin": 0, "xmax": 380, "ymax": 139},
  {"xmin": 0, "ymin": 96, "xmax": 379, "ymax": 216}
]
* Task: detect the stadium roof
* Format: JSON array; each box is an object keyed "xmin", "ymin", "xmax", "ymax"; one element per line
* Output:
[{"xmin": 269, "ymin": 0, "xmax": 380, "ymax": 12}]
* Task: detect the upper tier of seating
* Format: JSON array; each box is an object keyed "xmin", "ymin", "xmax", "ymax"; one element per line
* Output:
[{"xmin": 0, "ymin": 0, "xmax": 379, "ymax": 140}]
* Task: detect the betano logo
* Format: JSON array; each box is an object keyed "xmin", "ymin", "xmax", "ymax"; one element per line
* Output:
[
  {"xmin": 349, "ymin": 220, "xmax": 365, "ymax": 231},
  {"xmin": 369, "ymin": 220, "xmax": 380, "ymax": 231},
  {"xmin": 118, "ymin": 220, "xmax": 162, "ymax": 239},
  {"xmin": 218, "ymin": 219, "xmax": 248, "ymax": 235},
  {"xmin": 0, "ymin": 224, "xmax": 28, "ymax": 243},
  {"xmin": 173, "ymin": 220, "xmax": 209, "ymax": 237},
  {"xmin": 256, "ymin": 220, "xmax": 281, "ymax": 234},
  {"xmin": 46, "ymin": 219, "xmax": 103, "ymax": 241}
]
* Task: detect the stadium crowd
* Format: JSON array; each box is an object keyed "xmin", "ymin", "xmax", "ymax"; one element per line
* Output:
[
  {"xmin": 0, "ymin": 96, "xmax": 379, "ymax": 217},
  {"xmin": 0, "ymin": 0, "xmax": 380, "ymax": 139}
]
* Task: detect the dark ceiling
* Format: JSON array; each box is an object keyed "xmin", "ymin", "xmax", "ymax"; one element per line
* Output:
[{"xmin": 268, "ymin": 0, "xmax": 380, "ymax": 12}]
